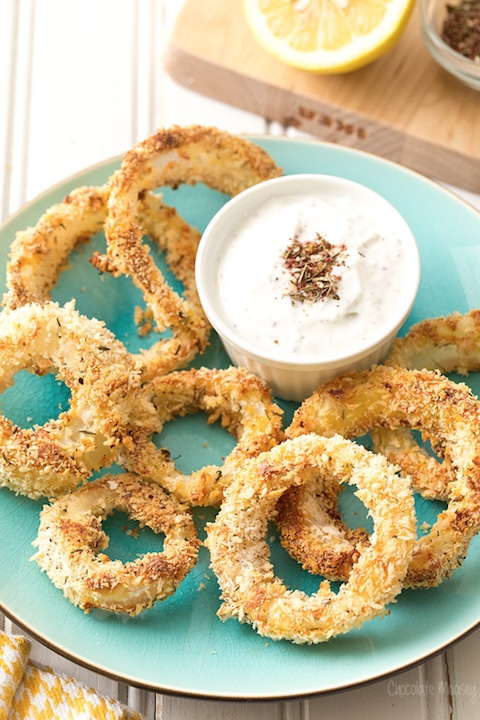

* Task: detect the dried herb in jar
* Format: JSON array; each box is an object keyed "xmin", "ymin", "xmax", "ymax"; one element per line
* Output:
[
  {"xmin": 441, "ymin": 0, "xmax": 480, "ymax": 61},
  {"xmin": 282, "ymin": 234, "xmax": 347, "ymax": 303}
]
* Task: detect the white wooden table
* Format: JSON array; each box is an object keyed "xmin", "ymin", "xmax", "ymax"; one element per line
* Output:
[{"xmin": 0, "ymin": 2, "xmax": 479, "ymax": 718}]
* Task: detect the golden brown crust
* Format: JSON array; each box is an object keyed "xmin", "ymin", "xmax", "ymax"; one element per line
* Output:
[
  {"xmin": 104, "ymin": 126, "xmax": 282, "ymax": 380},
  {"xmin": 3, "ymin": 186, "xmax": 108, "ymax": 311},
  {"xmin": 0, "ymin": 301, "xmax": 157, "ymax": 499},
  {"xmin": 286, "ymin": 365, "xmax": 480, "ymax": 588},
  {"xmin": 371, "ymin": 309, "xmax": 480, "ymax": 502},
  {"xmin": 32, "ymin": 473, "xmax": 200, "ymax": 615},
  {"xmin": 121, "ymin": 366, "xmax": 285, "ymax": 506},
  {"xmin": 93, "ymin": 188, "xmax": 212, "ymax": 378},
  {"xmin": 206, "ymin": 434, "xmax": 416, "ymax": 644},
  {"xmin": 110, "ymin": 125, "xmax": 282, "ymax": 198},
  {"xmin": 2, "ymin": 185, "xmax": 211, "ymax": 377},
  {"xmin": 370, "ymin": 425, "xmax": 452, "ymax": 501},
  {"xmin": 386, "ymin": 309, "xmax": 480, "ymax": 375},
  {"xmin": 275, "ymin": 478, "xmax": 369, "ymax": 581}
]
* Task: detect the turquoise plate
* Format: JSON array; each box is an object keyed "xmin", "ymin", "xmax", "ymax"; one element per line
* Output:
[{"xmin": 0, "ymin": 137, "xmax": 479, "ymax": 700}]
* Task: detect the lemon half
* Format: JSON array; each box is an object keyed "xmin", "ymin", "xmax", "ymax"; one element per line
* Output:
[{"xmin": 243, "ymin": 0, "xmax": 415, "ymax": 73}]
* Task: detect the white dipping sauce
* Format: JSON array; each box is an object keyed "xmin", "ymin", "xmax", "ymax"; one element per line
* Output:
[{"xmin": 217, "ymin": 192, "xmax": 408, "ymax": 361}]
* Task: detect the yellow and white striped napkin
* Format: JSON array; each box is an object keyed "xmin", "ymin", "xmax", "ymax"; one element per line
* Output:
[{"xmin": 0, "ymin": 631, "xmax": 146, "ymax": 720}]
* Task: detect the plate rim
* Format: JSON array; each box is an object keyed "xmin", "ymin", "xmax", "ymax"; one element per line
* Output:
[{"xmin": 1, "ymin": 593, "xmax": 480, "ymax": 701}]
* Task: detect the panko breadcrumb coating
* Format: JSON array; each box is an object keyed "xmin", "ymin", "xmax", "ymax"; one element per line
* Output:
[
  {"xmin": 386, "ymin": 308, "xmax": 480, "ymax": 375},
  {"xmin": 206, "ymin": 434, "xmax": 416, "ymax": 644},
  {"xmin": 2, "ymin": 185, "xmax": 211, "ymax": 377},
  {"xmin": 121, "ymin": 366, "xmax": 285, "ymax": 506},
  {"xmin": 104, "ymin": 125, "xmax": 282, "ymax": 381},
  {"xmin": 286, "ymin": 365, "xmax": 480, "ymax": 588},
  {"xmin": 32, "ymin": 473, "xmax": 200, "ymax": 615},
  {"xmin": 370, "ymin": 309, "xmax": 480, "ymax": 503},
  {"xmin": 0, "ymin": 300, "xmax": 157, "ymax": 499}
]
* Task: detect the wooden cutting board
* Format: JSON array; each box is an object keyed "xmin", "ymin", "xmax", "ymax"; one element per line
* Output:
[{"xmin": 165, "ymin": 0, "xmax": 480, "ymax": 193}]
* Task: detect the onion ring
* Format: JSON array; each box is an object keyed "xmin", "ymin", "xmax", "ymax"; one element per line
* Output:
[
  {"xmin": 104, "ymin": 125, "xmax": 282, "ymax": 379},
  {"xmin": 275, "ymin": 475, "xmax": 370, "ymax": 582},
  {"xmin": 370, "ymin": 426, "xmax": 452, "ymax": 501},
  {"xmin": 2, "ymin": 186, "xmax": 109, "ymax": 311},
  {"xmin": 285, "ymin": 365, "xmax": 480, "ymax": 588},
  {"xmin": 371, "ymin": 309, "xmax": 480, "ymax": 501},
  {"xmin": 2, "ymin": 184, "xmax": 210, "ymax": 376},
  {"xmin": 0, "ymin": 300, "xmax": 156, "ymax": 499},
  {"xmin": 386, "ymin": 308, "xmax": 480, "ymax": 375},
  {"xmin": 31, "ymin": 473, "xmax": 200, "ymax": 615},
  {"xmin": 205, "ymin": 434, "xmax": 416, "ymax": 644},
  {"xmin": 120, "ymin": 366, "xmax": 285, "ymax": 507}
]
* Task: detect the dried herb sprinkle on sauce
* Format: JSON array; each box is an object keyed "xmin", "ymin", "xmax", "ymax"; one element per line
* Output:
[
  {"xmin": 441, "ymin": 0, "xmax": 480, "ymax": 61},
  {"xmin": 282, "ymin": 234, "xmax": 347, "ymax": 303}
]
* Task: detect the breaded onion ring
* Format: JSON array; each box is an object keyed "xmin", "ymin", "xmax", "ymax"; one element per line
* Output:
[
  {"xmin": 205, "ymin": 434, "xmax": 416, "ymax": 644},
  {"xmin": 104, "ymin": 125, "xmax": 282, "ymax": 379},
  {"xmin": 275, "ymin": 475, "xmax": 370, "ymax": 582},
  {"xmin": 131, "ymin": 189, "xmax": 208, "ymax": 342},
  {"xmin": 2, "ymin": 185, "xmax": 210, "ymax": 376},
  {"xmin": 386, "ymin": 308, "xmax": 480, "ymax": 375},
  {"xmin": 371, "ymin": 309, "xmax": 480, "ymax": 502},
  {"xmin": 370, "ymin": 426, "xmax": 452, "ymax": 501},
  {"xmin": 286, "ymin": 365, "xmax": 480, "ymax": 588},
  {"xmin": 31, "ymin": 473, "xmax": 200, "ymax": 615},
  {"xmin": 121, "ymin": 367, "xmax": 285, "ymax": 507},
  {"xmin": 0, "ymin": 301, "xmax": 156, "ymax": 499},
  {"xmin": 2, "ymin": 186, "xmax": 109, "ymax": 311}
]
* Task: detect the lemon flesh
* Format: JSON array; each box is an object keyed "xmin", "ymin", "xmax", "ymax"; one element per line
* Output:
[{"xmin": 243, "ymin": 0, "xmax": 415, "ymax": 73}]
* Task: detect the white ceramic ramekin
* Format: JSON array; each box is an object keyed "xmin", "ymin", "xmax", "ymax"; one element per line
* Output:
[{"xmin": 195, "ymin": 174, "xmax": 420, "ymax": 402}]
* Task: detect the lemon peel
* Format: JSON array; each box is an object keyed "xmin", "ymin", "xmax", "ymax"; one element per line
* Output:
[{"xmin": 243, "ymin": 0, "xmax": 415, "ymax": 73}]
